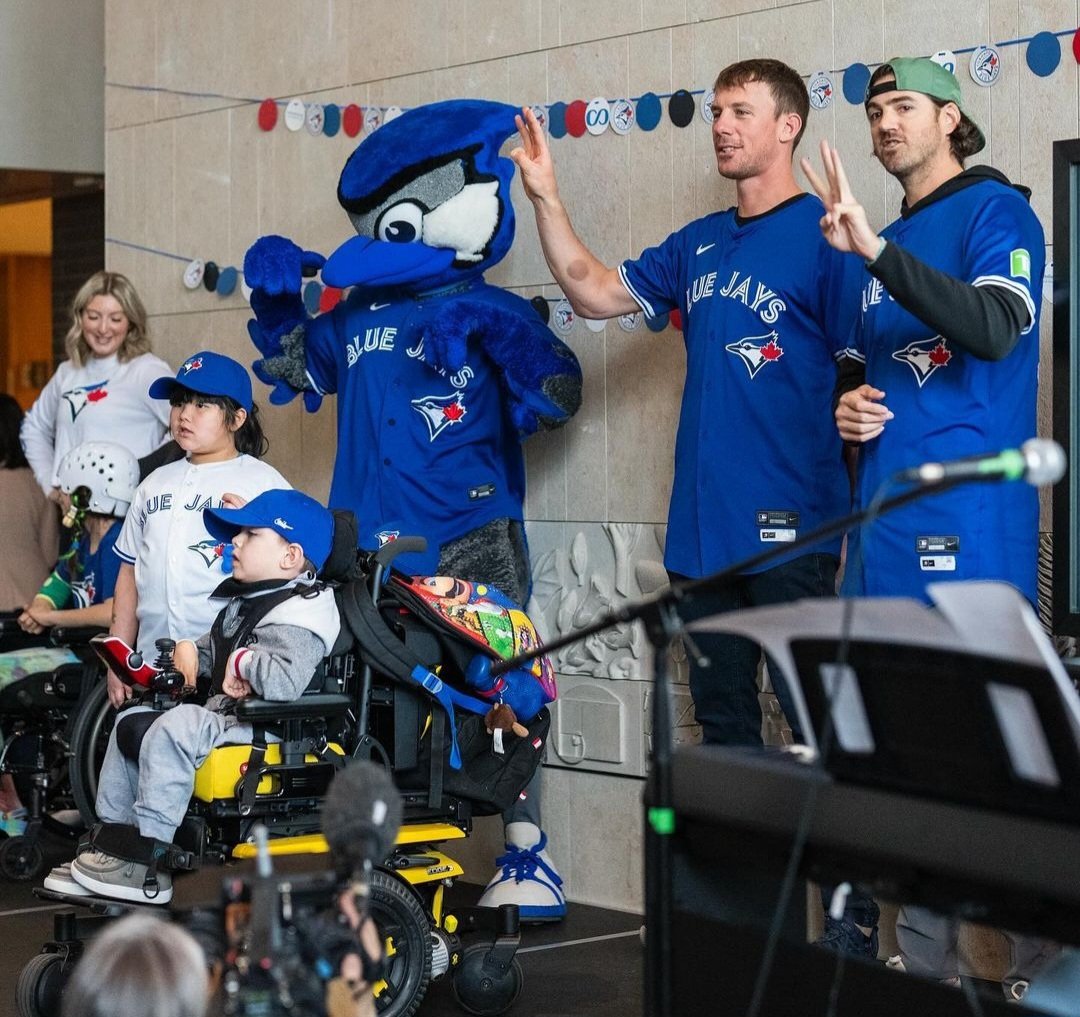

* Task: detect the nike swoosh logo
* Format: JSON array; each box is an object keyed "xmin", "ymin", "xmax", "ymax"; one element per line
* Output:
[
  {"xmin": 370, "ymin": 302, "xmax": 391, "ymax": 311},
  {"xmin": 696, "ymin": 243, "xmax": 715, "ymax": 255}
]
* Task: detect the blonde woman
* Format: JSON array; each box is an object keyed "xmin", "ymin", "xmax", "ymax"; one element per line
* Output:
[{"xmin": 20, "ymin": 271, "xmax": 172, "ymax": 499}]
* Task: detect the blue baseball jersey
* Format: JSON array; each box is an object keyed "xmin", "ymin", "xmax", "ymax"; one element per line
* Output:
[
  {"xmin": 619, "ymin": 194, "xmax": 862, "ymax": 577},
  {"xmin": 304, "ymin": 282, "xmax": 545, "ymax": 574},
  {"xmin": 843, "ymin": 177, "xmax": 1045, "ymax": 604},
  {"xmin": 56, "ymin": 520, "xmax": 123, "ymax": 608}
]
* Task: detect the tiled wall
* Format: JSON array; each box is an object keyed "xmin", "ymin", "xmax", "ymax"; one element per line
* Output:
[{"xmin": 104, "ymin": 0, "xmax": 1074, "ymax": 910}]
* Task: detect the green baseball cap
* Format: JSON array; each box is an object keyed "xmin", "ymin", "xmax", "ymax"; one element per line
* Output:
[{"xmin": 865, "ymin": 56, "xmax": 985, "ymax": 154}]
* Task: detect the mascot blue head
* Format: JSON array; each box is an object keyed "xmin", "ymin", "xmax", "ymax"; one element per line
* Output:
[{"xmin": 322, "ymin": 99, "xmax": 520, "ymax": 293}]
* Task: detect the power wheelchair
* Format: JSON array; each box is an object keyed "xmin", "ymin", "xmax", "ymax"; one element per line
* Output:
[
  {"xmin": 17, "ymin": 531, "xmax": 550, "ymax": 1017},
  {"xmin": 0, "ymin": 614, "xmax": 109, "ymax": 881}
]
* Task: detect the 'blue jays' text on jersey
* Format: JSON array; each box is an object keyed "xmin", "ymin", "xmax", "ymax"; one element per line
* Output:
[
  {"xmin": 304, "ymin": 282, "xmax": 542, "ymax": 574},
  {"xmin": 843, "ymin": 177, "xmax": 1045, "ymax": 604},
  {"xmin": 618, "ymin": 194, "xmax": 863, "ymax": 578}
]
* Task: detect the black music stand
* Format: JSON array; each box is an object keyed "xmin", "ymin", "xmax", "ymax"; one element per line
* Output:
[{"xmin": 661, "ymin": 581, "xmax": 1080, "ymax": 1017}]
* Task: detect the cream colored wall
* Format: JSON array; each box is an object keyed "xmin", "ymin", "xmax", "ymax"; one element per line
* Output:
[{"xmin": 103, "ymin": 0, "xmax": 1070, "ymax": 911}]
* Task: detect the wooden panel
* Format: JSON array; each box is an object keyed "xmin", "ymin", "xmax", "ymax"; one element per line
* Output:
[{"xmin": 2, "ymin": 255, "xmax": 53, "ymax": 409}]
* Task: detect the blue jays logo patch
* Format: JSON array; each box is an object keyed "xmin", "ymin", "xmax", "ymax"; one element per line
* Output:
[
  {"xmin": 411, "ymin": 391, "xmax": 467, "ymax": 441},
  {"xmin": 189, "ymin": 538, "xmax": 226, "ymax": 567},
  {"xmin": 181, "ymin": 357, "xmax": 204, "ymax": 374},
  {"xmin": 71, "ymin": 577, "xmax": 96, "ymax": 609},
  {"xmin": 725, "ymin": 331, "xmax": 784, "ymax": 379},
  {"xmin": 61, "ymin": 381, "xmax": 109, "ymax": 421},
  {"xmin": 375, "ymin": 530, "xmax": 399, "ymax": 547},
  {"xmin": 892, "ymin": 335, "xmax": 953, "ymax": 388}
]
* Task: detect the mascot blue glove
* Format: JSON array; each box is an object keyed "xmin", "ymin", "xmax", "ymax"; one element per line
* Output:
[{"xmin": 243, "ymin": 99, "xmax": 582, "ymax": 593}]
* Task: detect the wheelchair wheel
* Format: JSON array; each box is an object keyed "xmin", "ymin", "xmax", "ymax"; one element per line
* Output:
[
  {"xmin": 67, "ymin": 680, "xmax": 114, "ymax": 827},
  {"xmin": 16, "ymin": 952, "xmax": 67, "ymax": 1017},
  {"xmin": 0, "ymin": 835, "xmax": 46, "ymax": 881},
  {"xmin": 370, "ymin": 869, "xmax": 432, "ymax": 1017},
  {"xmin": 451, "ymin": 944, "xmax": 524, "ymax": 1016}
]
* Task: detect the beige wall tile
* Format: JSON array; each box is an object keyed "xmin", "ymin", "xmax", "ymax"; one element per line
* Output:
[
  {"xmin": 460, "ymin": 0, "xmax": 543, "ymax": 63},
  {"xmin": 689, "ymin": 0, "xmax": 776, "ymax": 18},
  {"xmin": 644, "ymin": 0, "xmax": 688, "ymax": 32},
  {"xmin": 556, "ymin": 0, "xmax": 642, "ymax": 48},
  {"xmin": 738, "ymin": 0, "xmax": 833, "ymax": 71},
  {"xmin": 105, "ymin": 0, "xmax": 158, "ymax": 129},
  {"xmin": 347, "ymin": 1, "xmax": 449, "ymax": 83}
]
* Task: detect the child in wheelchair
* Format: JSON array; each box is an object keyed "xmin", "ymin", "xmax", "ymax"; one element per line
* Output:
[
  {"xmin": 56, "ymin": 488, "xmax": 339, "ymax": 904},
  {"xmin": 0, "ymin": 440, "xmax": 139, "ymax": 836}
]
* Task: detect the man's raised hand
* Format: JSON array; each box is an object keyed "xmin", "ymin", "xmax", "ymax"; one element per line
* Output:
[{"xmin": 801, "ymin": 140, "xmax": 880, "ymax": 260}]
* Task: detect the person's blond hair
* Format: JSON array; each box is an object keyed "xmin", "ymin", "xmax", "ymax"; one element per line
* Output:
[{"xmin": 65, "ymin": 271, "xmax": 152, "ymax": 367}]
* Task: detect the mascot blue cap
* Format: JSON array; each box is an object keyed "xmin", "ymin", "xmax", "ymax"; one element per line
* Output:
[{"xmin": 323, "ymin": 99, "xmax": 521, "ymax": 292}]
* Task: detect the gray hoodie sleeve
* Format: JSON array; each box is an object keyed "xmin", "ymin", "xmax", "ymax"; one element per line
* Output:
[
  {"xmin": 194, "ymin": 631, "xmax": 214, "ymax": 679},
  {"xmin": 234, "ymin": 622, "xmax": 326, "ymax": 701}
]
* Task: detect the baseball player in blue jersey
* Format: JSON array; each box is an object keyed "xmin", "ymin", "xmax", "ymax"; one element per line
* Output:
[
  {"xmin": 513, "ymin": 59, "xmax": 862, "ymax": 752},
  {"xmin": 803, "ymin": 57, "xmax": 1053, "ymax": 983}
]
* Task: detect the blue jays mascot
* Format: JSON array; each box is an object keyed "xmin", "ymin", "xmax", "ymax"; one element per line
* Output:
[{"xmin": 243, "ymin": 100, "xmax": 580, "ymax": 921}]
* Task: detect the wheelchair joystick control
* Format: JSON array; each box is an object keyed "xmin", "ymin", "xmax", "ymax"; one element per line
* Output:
[{"xmin": 153, "ymin": 638, "xmax": 177, "ymax": 671}]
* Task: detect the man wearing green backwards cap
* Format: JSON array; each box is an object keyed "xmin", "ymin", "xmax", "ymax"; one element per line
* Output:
[{"xmin": 803, "ymin": 57, "xmax": 1053, "ymax": 993}]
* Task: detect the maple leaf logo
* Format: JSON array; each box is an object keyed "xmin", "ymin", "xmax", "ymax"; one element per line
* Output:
[
  {"xmin": 443, "ymin": 401, "xmax": 465, "ymax": 422},
  {"xmin": 412, "ymin": 391, "xmax": 468, "ymax": 441},
  {"xmin": 928, "ymin": 342, "xmax": 952, "ymax": 367},
  {"xmin": 760, "ymin": 339, "xmax": 784, "ymax": 362},
  {"xmin": 87, "ymin": 389, "xmax": 108, "ymax": 403}
]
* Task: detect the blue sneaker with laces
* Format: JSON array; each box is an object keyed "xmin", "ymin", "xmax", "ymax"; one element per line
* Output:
[
  {"xmin": 816, "ymin": 915, "xmax": 879, "ymax": 959},
  {"xmin": 477, "ymin": 822, "xmax": 566, "ymax": 923}
]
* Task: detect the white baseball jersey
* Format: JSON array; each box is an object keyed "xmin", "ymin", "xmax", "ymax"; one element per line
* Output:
[
  {"xmin": 113, "ymin": 454, "xmax": 290, "ymax": 657},
  {"xmin": 20, "ymin": 352, "xmax": 173, "ymax": 493}
]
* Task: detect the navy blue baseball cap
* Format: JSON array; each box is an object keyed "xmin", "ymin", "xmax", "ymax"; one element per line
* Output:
[
  {"xmin": 204, "ymin": 489, "xmax": 335, "ymax": 571},
  {"xmin": 149, "ymin": 350, "xmax": 254, "ymax": 411}
]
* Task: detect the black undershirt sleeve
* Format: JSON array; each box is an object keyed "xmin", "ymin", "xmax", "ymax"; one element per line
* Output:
[
  {"xmin": 832, "ymin": 354, "xmax": 866, "ymax": 412},
  {"xmin": 868, "ymin": 240, "xmax": 1031, "ymax": 362}
]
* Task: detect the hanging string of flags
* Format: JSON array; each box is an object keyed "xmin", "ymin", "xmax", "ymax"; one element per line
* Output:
[{"xmin": 105, "ymin": 22, "xmax": 1079, "ymax": 335}]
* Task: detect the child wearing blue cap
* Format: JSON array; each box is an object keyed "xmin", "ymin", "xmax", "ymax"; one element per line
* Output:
[
  {"xmin": 64, "ymin": 489, "xmax": 340, "ymax": 903},
  {"xmin": 107, "ymin": 351, "xmax": 289, "ymax": 711}
]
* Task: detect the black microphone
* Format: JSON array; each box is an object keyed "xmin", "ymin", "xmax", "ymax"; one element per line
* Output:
[
  {"xmin": 896, "ymin": 437, "xmax": 1066, "ymax": 486},
  {"xmin": 321, "ymin": 761, "xmax": 402, "ymax": 894}
]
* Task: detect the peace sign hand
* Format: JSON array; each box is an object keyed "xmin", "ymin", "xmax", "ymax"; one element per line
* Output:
[{"xmin": 800, "ymin": 140, "xmax": 881, "ymax": 261}]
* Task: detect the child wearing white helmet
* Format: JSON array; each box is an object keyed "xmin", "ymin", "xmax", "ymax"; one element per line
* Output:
[
  {"xmin": 16, "ymin": 440, "xmax": 139, "ymax": 635},
  {"xmin": 0, "ymin": 441, "xmax": 139, "ymax": 833}
]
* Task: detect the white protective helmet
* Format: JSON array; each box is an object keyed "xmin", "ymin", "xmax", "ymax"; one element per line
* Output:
[{"xmin": 56, "ymin": 441, "xmax": 140, "ymax": 518}]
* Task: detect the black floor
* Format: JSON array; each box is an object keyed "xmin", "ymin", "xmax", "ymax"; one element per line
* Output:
[{"xmin": 0, "ymin": 832, "xmax": 643, "ymax": 1017}]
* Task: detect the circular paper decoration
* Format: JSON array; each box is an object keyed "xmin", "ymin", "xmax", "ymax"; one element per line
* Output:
[
  {"xmin": 364, "ymin": 107, "xmax": 383, "ymax": 134},
  {"xmin": 342, "ymin": 104, "xmax": 364, "ymax": 137},
  {"xmin": 969, "ymin": 45, "xmax": 1001, "ymax": 86},
  {"xmin": 636, "ymin": 92, "xmax": 662, "ymax": 131},
  {"xmin": 216, "ymin": 266, "xmax": 238, "ymax": 296},
  {"xmin": 305, "ymin": 103, "xmax": 325, "ymax": 136},
  {"xmin": 303, "ymin": 281, "xmax": 322, "ymax": 314},
  {"xmin": 1073, "ymin": 28, "xmax": 1080, "ymax": 64},
  {"xmin": 530, "ymin": 295, "xmax": 550, "ymax": 324},
  {"xmin": 322, "ymin": 103, "xmax": 341, "ymax": 137},
  {"xmin": 319, "ymin": 286, "xmax": 343, "ymax": 312},
  {"xmin": 182, "ymin": 259, "xmax": 204, "ymax": 290},
  {"xmin": 645, "ymin": 312, "xmax": 668, "ymax": 333},
  {"xmin": 929, "ymin": 50, "xmax": 959, "ymax": 75},
  {"xmin": 668, "ymin": 89, "xmax": 695, "ymax": 127},
  {"xmin": 808, "ymin": 71, "xmax": 834, "ymax": 110},
  {"xmin": 669, "ymin": 309, "xmax": 682, "ymax": 332},
  {"xmin": 585, "ymin": 97, "xmax": 611, "ymax": 135},
  {"xmin": 283, "ymin": 98, "xmax": 306, "ymax": 131},
  {"xmin": 384, "ymin": 106, "xmax": 404, "ymax": 124},
  {"xmin": 552, "ymin": 298, "xmax": 576, "ymax": 333},
  {"xmin": 610, "ymin": 99, "xmax": 635, "ymax": 135},
  {"xmin": 565, "ymin": 100, "xmax": 588, "ymax": 138},
  {"xmin": 618, "ymin": 312, "xmax": 641, "ymax": 332},
  {"xmin": 583, "ymin": 316, "xmax": 606, "ymax": 332},
  {"xmin": 548, "ymin": 101, "xmax": 568, "ymax": 139},
  {"xmin": 842, "ymin": 63, "xmax": 872, "ymax": 105},
  {"xmin": 1027, "ymin": 32, "xmax": 1061, "ymax": 77},
  {"xmin": 257, "ymin": 98, "xmax": 278, "ymax": 131},
  {"xmin": 202, "ymin": 261, "xmax": 220, "ymax": 292},
  {"xmin": 529, "ymin": 105, "xmax": 549, "ymax": 131},
  {"xmin": 700, "ymin": 89, "xmax": 715, "ymax": 123}
]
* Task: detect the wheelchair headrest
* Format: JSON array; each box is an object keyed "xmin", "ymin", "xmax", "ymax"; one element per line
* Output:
[{"xmin": 320, "ymin": 509, "xmax": 361, "ymax": 583}]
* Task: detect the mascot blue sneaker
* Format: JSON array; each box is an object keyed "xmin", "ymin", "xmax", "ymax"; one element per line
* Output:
[{"xmin": 479, "ymin": 822, "xmax": 566, "ymax": 923}]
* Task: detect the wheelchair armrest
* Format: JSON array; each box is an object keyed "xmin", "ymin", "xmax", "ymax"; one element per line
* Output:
[
  {"xmin": 51, "ymin": 625, "xmax": 108, "ymax": 646},
  {"xmin": 234, "ymin": 693, "xmax": 353, "ymax": 722},
  {"xmin": 373, "ymin": 536, "xmax": 427, "ymax": 568}
]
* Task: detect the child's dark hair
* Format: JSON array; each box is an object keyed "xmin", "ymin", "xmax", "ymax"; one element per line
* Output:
[
  {"xmin": 0, "ymin": 394, "xmax": 29, "ymax": 469},
  {"xmin": 169, "ymin": 388, "xmax": 269, "ymax": 458}
]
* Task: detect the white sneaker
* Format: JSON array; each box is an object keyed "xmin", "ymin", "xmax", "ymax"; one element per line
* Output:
[
  {"xmin": 43, "ymin": 862, "xmax": 93, "ymax": 897},
  {"xmin": 477, "ymin": 822, "xmax": 565, "ymax": 923}
]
